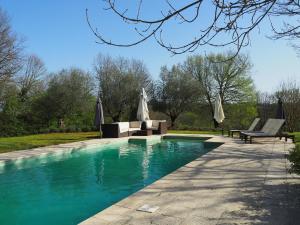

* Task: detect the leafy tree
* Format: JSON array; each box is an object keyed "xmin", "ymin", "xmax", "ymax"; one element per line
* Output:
[
  {"xmin": 94, "ymin": 54, "xmax": 151, "ymax": 122},
  {"xmin": 152, "ymin": 65, "xmax": 200, "ymax": 128},
  {"xmin": 224, "ymin": 103, "xmax": 257, "ymax": 130},
  {"xmin": 42, "ymin": 68, "xmax": 95, "ymax": 128},
  {"xmin": 0, "ymin": 55, "xmax": 47, "ymax": 135},
  {"xmin": 184, "ymin": 53, "xmax": 256, "ymax": 127},
  {"xmin": 0, "ymin": 82, "xmax": 24, "ymax": 136},
  {"xmin": 288, "ymin": 144, "xmax": 300, "ymax": 175}
]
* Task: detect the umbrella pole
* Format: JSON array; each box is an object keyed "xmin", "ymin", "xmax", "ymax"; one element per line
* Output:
[{"xmin": 99, "ymin": 123, "xmax": 102, "ymax": 138}]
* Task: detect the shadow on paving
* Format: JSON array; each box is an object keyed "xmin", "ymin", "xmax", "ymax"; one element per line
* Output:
[
  {"xmin": 138, "ymin": 141, "xmax": 300, "ymax": 225},
  {"xmin": 218, "ymin": 182, "xmax": 300, "ymax": 225}
]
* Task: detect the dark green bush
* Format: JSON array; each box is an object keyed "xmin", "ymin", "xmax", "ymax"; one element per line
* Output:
[
  {"xmin": 39, "ymin": 128, "xmax": 50, "ymax": 134},
  {"xmin": 82, "ymin": 127, "xmax": 93, "ymax": 132},
  {"xmin": 65, "ymin": 126, "xmax": 76, "ymax": 133},
  {"xmin": 288, "ymin": 144, "xmax": 300, "ymax": 174}
]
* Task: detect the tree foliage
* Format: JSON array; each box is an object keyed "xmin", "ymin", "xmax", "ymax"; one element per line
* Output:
[
  {"xmin": 0, "ymin": 83, "xmax": 22, "ymax": 136},
  {"xmin": 43, "ymin": 68, "xmax": 95, "ymax": 128},
  {"xmin": 184, "ymin": 53, "xmax": 255, "ymax": 127},
  {"xmin": 152, "ymin": 64, "xmax": 200, "ymax": 128},
  {"xmin": 288, "ymin": 144, "xmax": 300, "ymax": 175},
  {"xmin": 94, "ymin": 54, "xmax": 151, "ymax": 122}
]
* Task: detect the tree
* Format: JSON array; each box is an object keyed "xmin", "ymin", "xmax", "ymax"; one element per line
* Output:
[
  {"xmin": 183, "ymin": 53, "xmax": 255, "ymax": 127},
  {"xmin": 256, "ymin": 92, "xmax": 277, "ymax": 126},
  {"xmin": 17, "ymin": 55, "xmax": 46, "ymax": 102},
  {"xmin": 0, "ymin": 8, "xmax": 22, "ymax": 86},
  {"xmin": 87, "ymin": 1, "xmax": 300, "ymax": 55},
  {"xmin": 94, "ymin": 54, "xmax": 151, "ymax": 122},
  {"xmin": 42, "ymin": 68, "xmax": 95, "ymax": 128},
  {"xmin": 152, "ymin": 65, "xmax": 200, "ymax": 128},
  {"xmin": 276, "ymin": 80, "xmax": 300, "ymax": 132},
  {"xmin": 0, "ymin": 82, "xmax": 22, "ymax": 136}
]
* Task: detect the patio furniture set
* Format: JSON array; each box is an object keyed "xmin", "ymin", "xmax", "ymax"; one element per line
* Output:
[{"xmin": 102, "ymin": 120, "xmax": 167, "ymax": 138}]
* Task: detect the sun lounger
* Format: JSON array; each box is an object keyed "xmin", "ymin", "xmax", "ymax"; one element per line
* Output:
[
  {"xmin": 228, "ymin": 118, "xmax": 260, "ymax": 137},
  {"xmin": 241, "ymin": 119, "xmax": 288, "ymax": 143}
]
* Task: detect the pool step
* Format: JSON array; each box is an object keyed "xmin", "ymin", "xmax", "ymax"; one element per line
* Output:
[
  {"xmin": 128, "ymin": 138, "xmax": 147, "ymax": 144},
  {"xmin": 162, "ymin": 135, "xmax": 210, "ymax": 141}
]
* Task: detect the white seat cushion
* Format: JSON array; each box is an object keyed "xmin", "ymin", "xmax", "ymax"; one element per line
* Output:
[
  {"xmin": 116, "ymin": 122, "xmax": 130, "ymax": 133},
  {"xmin": 129, "ymin": 121, "xmax": 141, "ymax": 128},
  {"xmin": 145, "ymin": 120, "xmax": 153, "ymax": 129},
  {"xmin": 152, "ymin": 120, "xmax": 159, "ymax": 128},
  {"xmin": 128, "ymin": 128, "xmax": 140, "ymax": 132}
]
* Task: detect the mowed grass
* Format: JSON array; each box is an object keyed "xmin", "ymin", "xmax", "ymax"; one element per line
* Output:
[{"xmin": 0, "ymin": 132, "xmax": 99, "ymax": 153}]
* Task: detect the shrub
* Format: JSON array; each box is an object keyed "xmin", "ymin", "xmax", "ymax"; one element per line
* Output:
[
  {"xmin": 65, "ymin": 126, "xmax": 76, "ymax": 133},
  {"xmin": 82, "ymin": 127, "xmax": 93, "ymax": 132},
  {"xmin": 49, "ymin": 128, "xmax": 59, "ymax": 133},
  {"xmin": 288, "ymin": 144, "xmax": 300, "ymax": 174},
  {"xmin": 39, "ymin": 128, "xmax": 50, "ymax": 134}
]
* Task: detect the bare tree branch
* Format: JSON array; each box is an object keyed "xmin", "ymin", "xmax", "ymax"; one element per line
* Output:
[
  {"xmin": 87, "ymin": 0, "xmax": 300, "ymax": 55},
  {"xmin": 0, "ymin": 8, "xmax": 23, "ymax": 85}
]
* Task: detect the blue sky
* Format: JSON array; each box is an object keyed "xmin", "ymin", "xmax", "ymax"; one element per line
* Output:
[{"xmin": 1, "ymin": 0, "xmax": 299, "ymax": 92}]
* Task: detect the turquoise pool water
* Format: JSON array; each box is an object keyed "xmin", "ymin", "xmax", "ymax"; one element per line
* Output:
[{"xmin": 0, "ymin": 138, "xmax": 218, "ymax": 225}]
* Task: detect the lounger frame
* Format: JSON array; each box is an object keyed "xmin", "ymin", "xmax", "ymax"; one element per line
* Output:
[
  {"xmin": 241, "ymin": 119, "xmax": 295, "ymax": 144},
  {"xmin": 243, "ymin": 133, "xmax": 295, "ymax": 144}
]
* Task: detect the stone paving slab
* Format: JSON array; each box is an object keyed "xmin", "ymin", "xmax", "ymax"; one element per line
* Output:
[{"xmin": 79, "ymin": 135, "xmax": 300, "ymax": 225}]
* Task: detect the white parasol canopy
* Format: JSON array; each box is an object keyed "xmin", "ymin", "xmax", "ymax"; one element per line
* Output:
[
  {"xmin": 214, "ymin": 93, "xmax": 225, "ymax": 124},
  {"xmin": 137, "ymin": 88, "xmax": 150, "ymax": 121}
]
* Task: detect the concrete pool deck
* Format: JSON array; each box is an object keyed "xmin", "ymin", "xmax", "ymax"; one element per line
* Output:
[
  {"xmin": 79, "ymin": 135, "xmax": 300, "ymax": 225},
  {"xmin": 0, "ymin": 134, "xmax": 299, "ymax": 224}
]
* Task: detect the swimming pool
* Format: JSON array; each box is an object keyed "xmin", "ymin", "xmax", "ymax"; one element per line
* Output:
[{"xmin": 0, "ymin": 137, "xmax": 220, "ymax": 225}]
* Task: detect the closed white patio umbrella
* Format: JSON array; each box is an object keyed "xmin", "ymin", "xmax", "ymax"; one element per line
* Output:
[
  {"xmin": 214, "ymin": 93, "xmax": 225, "ymax": 124},
  {"xmin": 137, "ymin": 88, "xmax": 150, "ymax": 121},
  {"xmin": 94, "ymin": 97, "xmax": 104, "ymax": 135}
]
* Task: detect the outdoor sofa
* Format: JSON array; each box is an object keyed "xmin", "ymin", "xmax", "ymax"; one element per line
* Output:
[
  {"xmin": 144, "ymin": 120, "xmax": 168, "ymax": 134},
  {"xmin": 102, "ymin": 120, "xmax": 167, "ymax": 138},
  {"xmin": 241, "ymin": 118, "xmax": 295, "ymax": 143}
]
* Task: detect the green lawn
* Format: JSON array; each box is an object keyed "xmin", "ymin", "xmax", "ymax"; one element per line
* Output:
[{"xmin": 0, "ymin": 132, "xmax": 99, "ymax": 153}]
